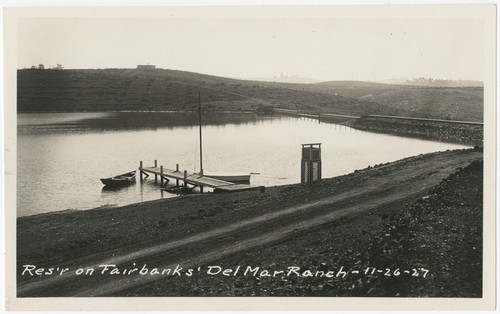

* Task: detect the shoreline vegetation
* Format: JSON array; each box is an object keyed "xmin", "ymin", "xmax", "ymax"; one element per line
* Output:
[{"xmin": 16, "ymin": 68, "xmax": 484, "ymax": 297}]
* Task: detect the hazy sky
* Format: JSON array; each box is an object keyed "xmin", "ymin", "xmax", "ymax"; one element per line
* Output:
[{"xmin": 16, "ymin": 8, "xmax": 485, "ymax": 81}]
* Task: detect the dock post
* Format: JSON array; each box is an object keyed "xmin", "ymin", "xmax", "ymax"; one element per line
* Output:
[
  {"xmin": 199, "ymin": 168, "xmax": 204, "ymax": 193},
  {"xmin": 139, "ymin": 161, "xmax": 143, "ymax": 182},
  {"xmin": 154, "ymin": 160, "xmax": 158, "ymax": 184},
  {"xmin": 176, "ymin": 164, "xmax": 179, "ymax": 186},
  {"xmin": 160, "ymin": 166, "xmax": 164, "ymax": 186},
  {"xmin": 184, "ymin": 170, "xmax": 187, "ymax": 187}
]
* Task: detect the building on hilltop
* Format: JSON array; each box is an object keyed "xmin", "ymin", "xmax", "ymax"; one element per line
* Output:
[{"xmin": 137, "ymin": 64, "xmax": 156, "ymax": 70}]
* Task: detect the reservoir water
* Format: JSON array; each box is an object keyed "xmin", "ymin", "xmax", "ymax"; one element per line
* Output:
[{"xmin": 17, "ymin": 112, "xmax": 468, "ymax": 217}]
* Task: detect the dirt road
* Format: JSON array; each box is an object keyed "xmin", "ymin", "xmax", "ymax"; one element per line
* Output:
[{"xmin": 17, "ymin": 149, "xmax": 482, "ymax": 297}]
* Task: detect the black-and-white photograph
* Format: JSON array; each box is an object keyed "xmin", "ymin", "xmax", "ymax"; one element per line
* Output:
[{"xmin": 3, "ymin": 3, "xmax": 496, "ymax": 311}]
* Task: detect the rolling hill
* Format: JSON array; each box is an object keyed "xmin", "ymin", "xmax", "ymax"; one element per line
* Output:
[
  {"xmin": 282, "ymin": 81, "xmax": 484, "ymax": 122},
  {"xmin": 17, "ymin": 69, "xmax": 483, "ymax": 121}
]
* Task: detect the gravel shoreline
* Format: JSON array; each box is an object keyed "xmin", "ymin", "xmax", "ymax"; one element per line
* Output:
[{"xmin": 350, "ymin": 116, "xmax": 483, "ymax": 146}]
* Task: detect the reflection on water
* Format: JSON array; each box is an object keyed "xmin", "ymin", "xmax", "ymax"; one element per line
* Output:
[
  {"xmin": 101, "ymin": 182, "xmax": 136, "ymax": 192},
  {"xmin": 18, "ymin": 112, "xmax": 262, "ymax": 135},
  {"xmin": 17, "ymin": 112, "xmax": 469, "ymax": 217}
]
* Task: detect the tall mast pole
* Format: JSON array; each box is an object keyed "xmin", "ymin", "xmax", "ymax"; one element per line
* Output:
[{"xmin": 198, "ymin": 91, "xmax": 203, "ymax": 176}]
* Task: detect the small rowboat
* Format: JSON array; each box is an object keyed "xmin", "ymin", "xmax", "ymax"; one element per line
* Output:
[
  {"xmin": 100, "ymin": 170, "xmax": 137, "ymax": 186},
  {"xmin": 203, "ymin": 172, "xmax": 251, "ymax": 183}
]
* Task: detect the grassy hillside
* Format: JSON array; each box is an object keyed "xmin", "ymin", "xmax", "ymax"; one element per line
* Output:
[
  {"xmin": 283, "ymin": 81, "xmax": 484, "ymax": 122},
  {"xmin": 17, "ymin": 69, "xmax": 402, "ymax": 116},
  {"xmin": 17, "ymin": 69, "xmax": 483, "ymax": 122}
]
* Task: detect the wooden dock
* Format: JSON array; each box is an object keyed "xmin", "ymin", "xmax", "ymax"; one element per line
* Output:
[{"xmin": 139, "ymin": 161, "xmax": 264, "ymax": 193}]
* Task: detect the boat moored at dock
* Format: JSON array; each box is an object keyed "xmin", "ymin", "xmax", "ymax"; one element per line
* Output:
[
  {"xmin": 100, "ymin": 170, "xmax": 137, "ymax": 186},
  {"xmin": 203, "ymin": 172, "xmax": 251, "ymax": 183}
]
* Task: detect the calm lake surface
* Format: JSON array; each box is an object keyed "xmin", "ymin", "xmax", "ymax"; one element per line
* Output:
[{"xmin": 17, "ymin": 112, "xmax": 468, "ymax": 217}]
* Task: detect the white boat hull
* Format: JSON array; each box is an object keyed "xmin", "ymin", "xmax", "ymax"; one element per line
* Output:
[{"xmin": 203, "ymin": 172, "xmax": 251, "ymax": 183}]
